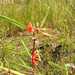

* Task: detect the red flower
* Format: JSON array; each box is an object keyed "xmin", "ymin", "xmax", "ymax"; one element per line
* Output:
[
  {"xmin": 32, "ymin": 50, "xmax": 41, "ymax": 65},
  {"xmin": 27, "ymin": 22, "xmax": 34, "ymax": 32}
]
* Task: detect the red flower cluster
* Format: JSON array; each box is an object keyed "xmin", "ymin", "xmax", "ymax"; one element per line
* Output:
[
  {"xmin": 27, "ymin": 22, "xmax": 34, "ymax": 32},
  {"xmin": 32, "ymin": 50, "xmax": 41, "ymax": 65}
]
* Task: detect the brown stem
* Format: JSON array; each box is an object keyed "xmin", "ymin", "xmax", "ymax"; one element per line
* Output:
[
  {"xmin": 32, "ymin": 65, "xmax": 35, "ymax": 75},
  {"xmin": 33, "ymin": 32, "xmax": 36, "ymax": 50},
  {"xmin": 32, "ymin": 32, "xmax": 36, "ymax": 75}
]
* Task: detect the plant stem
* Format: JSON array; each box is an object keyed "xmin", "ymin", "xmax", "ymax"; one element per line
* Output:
[{"xmin": 32, "ymin": 32, "xmax": 36, "ymax": 75}]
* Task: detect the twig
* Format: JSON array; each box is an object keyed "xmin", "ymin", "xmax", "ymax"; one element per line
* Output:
[{"xmin": 0, "ymin": 66, "xmax": 25, "ymax": 75}]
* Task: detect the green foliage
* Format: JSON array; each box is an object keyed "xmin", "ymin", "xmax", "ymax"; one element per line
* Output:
[
  {"xmin": 0, "ymin": 0, "xmax": 75, "ymax": 75},
  {"xmin": 0, "ymin": 15, "xmax": 24, "ymax": 30}
]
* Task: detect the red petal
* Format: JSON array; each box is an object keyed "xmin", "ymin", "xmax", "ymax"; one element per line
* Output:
[
  {"xmin": 32, "ymin": 50, "xmax": 39, "ymax": 65},
  {"xmin": 27, "ymin": 22, "xmax": 34, "ymax": 32},
  {"xmin": 32, "ymin": 57, "xmax": 38, "ymax": 65}
]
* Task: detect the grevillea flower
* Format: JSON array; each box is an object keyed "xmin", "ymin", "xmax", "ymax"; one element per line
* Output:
[
  {"xmin": 32, "ymin": 50, "xmax": 41, "ymax": 65},
  {"xmin": 27, "ymin": 22, "xmax": 34, "ymax": 32}
]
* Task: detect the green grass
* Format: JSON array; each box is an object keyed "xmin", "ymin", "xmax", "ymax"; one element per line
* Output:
[{"xmin": 0, "ymin": 0, "xmax": 75, "ymax": 75}]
